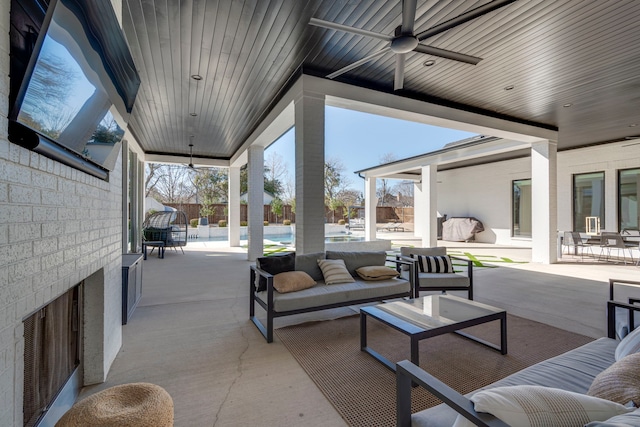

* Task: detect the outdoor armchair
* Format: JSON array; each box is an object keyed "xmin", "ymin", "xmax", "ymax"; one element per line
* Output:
[{"xmin": 397, "ymin": 247, "xmax": 473, "ymax": 300}]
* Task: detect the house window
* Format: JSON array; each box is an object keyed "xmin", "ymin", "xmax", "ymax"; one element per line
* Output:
[
  {"xmin": 512, "ymin": 179, "xmax": 532, "ymax": 237},
  {"xmin": 619, "ymin": 168, "xmax": 640, "ymax": 231},
  {"xmin": 573, "ymin": 172, "xmax": 605, "ymax": 232}
]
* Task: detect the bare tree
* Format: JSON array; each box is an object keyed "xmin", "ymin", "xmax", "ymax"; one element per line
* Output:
[
  {"xmin": 392, "ymin": 180, "xmax": 415, "ymax": 206},
  {"xmin": 324, "ymin": 157, "xmax": 351, "ymax": 204},
  {"xmin": 145, "ymin": 163, "xmax": 167, "ymax": 198},
  {"xmin": 152, "ymin": 165, "xmax": 195, "ymax": 203},
  {"xmin": 376, "ymin": 153, "xmax": 397, "ymax": 206},
  {"xmin": 264, "ymin": 152, "xmax": 288, "ymax": 195}
]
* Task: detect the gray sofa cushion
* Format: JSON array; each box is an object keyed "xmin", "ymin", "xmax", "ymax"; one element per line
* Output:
[
  {"xmin": 400, "ymin": 270, "xmax": 470, "ymax": 288},
  {"xmin": 295, "ymin": 252, "xmax": 326, "ymax": 281},
  {"xmin": 586, "ymin": 407, "xmax": 640, "ymax": 426},
  {"xmin": 326, "ymin": 251, "xmax": 387, "ymax": 276},
  {"xmin": 412, "ymin": 337, "xmax": 619, "ymax": 427},
  {"xmin": 256, "ymin": 278, "xmax": 410, "ymax": 312}
]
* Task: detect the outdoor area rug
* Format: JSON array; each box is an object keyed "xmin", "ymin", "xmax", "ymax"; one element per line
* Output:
[{"xmin": 275, "ymin": 313, "xmax": 593, "ymax": 427}]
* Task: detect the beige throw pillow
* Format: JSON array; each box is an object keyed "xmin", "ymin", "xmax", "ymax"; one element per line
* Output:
[
  {"xmin": 452, "ymin": 385, "xmax": 631, "ymax": 427},
  {"xmin": 356, "ymin": 265, "xmax": 399, "ymax": 281},
  {"xmin": 588, "ymin": 352, "xmax": 640, "ymax": 406},
  {"xmin": 317, "ymin": 259, "xmax": 355, "ymax": 285},
  {"xmin": 273, "ymin": 271, "xmax": 317, "ymax": 293}
]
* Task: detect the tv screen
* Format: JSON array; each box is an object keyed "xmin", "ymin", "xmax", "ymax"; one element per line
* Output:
[{"xmin": 9, "ymin": 0, "xmax": 140, "ymax": 179}]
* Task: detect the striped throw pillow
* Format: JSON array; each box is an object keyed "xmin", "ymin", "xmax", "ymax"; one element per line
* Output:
[
  {"xmin": 317, "ymin": 259, "xmax": 355, "ymax": 285},
  {"xmin": 410, "ymin": 254, "xmax": 454, "ymax": 273}
]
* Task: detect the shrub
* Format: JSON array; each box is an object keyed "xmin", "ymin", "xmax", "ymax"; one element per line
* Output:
[
  {"xmin": 218, "ymin": 220, "xmax": 227, "ymax": 227},
  {"xmin": 240, "ymin": 221, "xmax": 248, "ymax": 226},
  {"xmin": 264, "ymin": 221, "xmax": 269, "ymax": 226},
  {"xmin": 338, "ymin": 219, "xmax": 346, "ymax": 225},
  {"xmin": 283, "ymin": 219, "xmax": 291, "ymax": 225},
  {"xmin": 190, "ymin": 219, "xmax": 199, "ymax": 228}
]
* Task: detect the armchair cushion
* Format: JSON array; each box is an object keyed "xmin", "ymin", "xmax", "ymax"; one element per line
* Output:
[
  {"xmin": 588, "ymin": 352, "xmax": 640, "ymax": 406},
  {"xmin": 452, "ymin": 385, "xmax": 631, "ymax": 427},
  {"xmin": 400, "ymin": 247, "xmax": 446, "ymax": 271},
  {"xmin": 615, "ymin": 326, "xmax": 640, "ymax": 361},
  {"xmin": 255, "ymin": 252, "xmax": 295, "ymax": 291},
  {"xmin": 411, "ymin": 254, "xmax": 454, "ymax": 273},
  {"xmin": 400, "ymin": 270, "xmax": 469, "ymax": 288}
]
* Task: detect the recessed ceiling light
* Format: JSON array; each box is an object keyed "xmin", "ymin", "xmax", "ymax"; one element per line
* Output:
[
  {"xmin": 504, "ymin": 85, "xmax": 514, "ymax": 91},
  {"xmin": 423, "ymin": 60, "xmax": 436, "ymax": 67},
  {"xmin": 629, "ymin": 123, "xmax": 638, "ymax": 127},
  {"xmin": 191, "ymin": 74, "xmax": 202, "ymax": 80},
  {"xmin": 563, "ymin": 103, "xmax": 573, "ymax": 108},
  {"xmin": 190, "ymin": 112, "xmax": 197, "ymax": 117}
]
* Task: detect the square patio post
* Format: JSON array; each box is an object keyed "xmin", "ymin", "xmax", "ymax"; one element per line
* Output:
[
  {"xmin": 295, "ymin": 91, "xmax": 325, "ymax": 254},
  {"xmin": 228, "ymin": 165, "xmax": 241, "ymax": 247},
  {"xmin": 247, "ymin": 146, "xmax": 264, "ymax": 260},
  {"xmin": 364, "ymin": 176, "xmax": 377, "ymax": 241},
  {"xmin": 421, "ymin": 164, "xmax": 438, "ymax": 247},
  {"xmin": 531, "ymin": 140, "xmax": 557, "ymax": 263}
]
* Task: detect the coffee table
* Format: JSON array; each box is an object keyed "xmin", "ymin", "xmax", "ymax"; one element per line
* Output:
[{"xmin": 360, "ymin": 295, "xmax": 507, "ymax": 372}]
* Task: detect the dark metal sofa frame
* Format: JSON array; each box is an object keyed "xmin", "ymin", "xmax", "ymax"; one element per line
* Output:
[
  {"xmin": 249, "ymin": 257, "xmax": 414, "ymax": 343},
  {"xmin": 396, "ymin": 284, "xmax": 640, "ymax": 427}
]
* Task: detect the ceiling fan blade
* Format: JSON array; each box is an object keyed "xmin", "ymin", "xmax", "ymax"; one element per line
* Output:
[
  {"xmin": 309, "ymin": 17, "xmax": 392, "ymax": 42},
  {"xmin": 416, "ymin": 0, "xmax": 517, "ymax": 41},
  {"xmin": 394, "ymin": 54, "xmax": 406, "ymax": 90},
  {"xmin": 401, "ymin": 0, "xmax": 418, "ymax": 34},
  {"xmin": 413, "ymin": 44, "xmax": 481, "ymax": 65},
  {"xmin": 327, "ymin": 47, "xmax": 391, "ymax": 79}
]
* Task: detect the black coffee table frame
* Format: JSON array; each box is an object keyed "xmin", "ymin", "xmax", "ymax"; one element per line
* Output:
[{"xmin": 360, "ymin": 298, "xmax": 507, "ymax": 373}]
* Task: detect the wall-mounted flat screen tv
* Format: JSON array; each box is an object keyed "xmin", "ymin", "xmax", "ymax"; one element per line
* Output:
[{"xmin": 9, "ymin": 0, "xmax": 140, "ymax": 180}]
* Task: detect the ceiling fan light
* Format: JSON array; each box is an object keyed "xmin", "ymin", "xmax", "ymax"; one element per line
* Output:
[
  {"xmin": 190, "ymin": 74, "xmax": 202, "ymax": 80},
  {"xmin": 563, "ymin": 103, "xmax": 573, "ymax": 108},
  {"xmin": 423, "ymin": 60, "xmax": 436, "ymax": 67}
]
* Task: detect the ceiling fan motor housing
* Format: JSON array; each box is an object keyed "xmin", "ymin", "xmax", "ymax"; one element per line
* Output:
[{"xmin": 390, "ymin": 35, "xmax": 418, "ymax": 54}]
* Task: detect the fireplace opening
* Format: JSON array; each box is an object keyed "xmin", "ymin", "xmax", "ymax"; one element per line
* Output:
[{"xmin": 23, "ymin": 284, "xmax": 82, "ymax": 427}]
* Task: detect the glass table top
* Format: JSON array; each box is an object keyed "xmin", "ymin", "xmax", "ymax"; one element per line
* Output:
[{"xmin": 377, "ymin": 295, "xmax": 505, "ymax": 330}]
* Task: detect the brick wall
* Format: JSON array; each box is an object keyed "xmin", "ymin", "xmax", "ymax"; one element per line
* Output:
[{"xmin": 0, "ymin": 0, "xmax": 125, "ymax": 424}]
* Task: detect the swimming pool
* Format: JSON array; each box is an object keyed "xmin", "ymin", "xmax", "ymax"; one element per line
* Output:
[{"xmin": 196, "ymin": 232, "xmax": 364, "ymax": 244}]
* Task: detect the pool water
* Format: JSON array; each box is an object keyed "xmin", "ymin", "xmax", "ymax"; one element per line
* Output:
[{"xmin": 196, "ymin": 233, "xmax": 364, "ymax": 244}]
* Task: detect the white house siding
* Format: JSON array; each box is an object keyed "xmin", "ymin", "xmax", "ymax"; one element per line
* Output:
[
  {"xmin": 0, "ymin": 0, "xmax": 126, "ymax": 424},
  {"xmin": 437, "ymin": 141, "xmax": 640, "ymax": 246}
]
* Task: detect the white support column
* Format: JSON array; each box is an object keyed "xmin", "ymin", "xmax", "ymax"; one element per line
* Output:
[
  {"xmin": 413, "ymin": 181, "xmax": 424, "ymax": 238},
  {"xmin": 295, "ymin": 92, "xmax": 326, "ymax": 254},
  {"xmin": 247, "ymin": 146, "xmax": 264, "ymax": 261},
  {"xmin": 531, "ymin": 140, "xmax": 558, "ymax": 264},
  {"xmin": 228, "ymin": 166, "xmax": 241, "ymax": 246},
  {"xmin": 364, "ymin": 177, "xmax": 377, "ymax": 241},
  {"xmin": 421, "ymin": 165, "xmax": 438, "ymax": 247}
]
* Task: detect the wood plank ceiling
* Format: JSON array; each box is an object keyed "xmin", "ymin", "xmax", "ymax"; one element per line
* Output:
[{"xmin": 122, "ymin": 0, "xmax": 640, "ymax": 161}]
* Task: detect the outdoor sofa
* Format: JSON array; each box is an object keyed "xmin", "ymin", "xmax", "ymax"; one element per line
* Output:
[
  {"xmin": 396, "ymin": 291, "xmax": 640, "ymax": 426},
  {"xmin": 250, "ymin": 250, "xmax": 413, "ymax": 342}
]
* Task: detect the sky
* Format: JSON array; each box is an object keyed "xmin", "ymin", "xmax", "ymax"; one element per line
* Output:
[{"xmin": 266, "ymin": 106, "xmax": 477, "ymax": 194}]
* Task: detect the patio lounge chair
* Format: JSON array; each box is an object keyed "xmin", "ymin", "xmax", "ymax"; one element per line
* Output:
[
  {"xmin": 398, "ymin": 247, "xmax": 473, "ymax": 299},
  {"xmin": 377, "ymin": 221, "xmax": 404, "ymax": 232}
]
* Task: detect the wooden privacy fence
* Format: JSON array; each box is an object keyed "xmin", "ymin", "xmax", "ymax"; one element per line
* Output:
[{"xmin": 163, "ymin": 203, "xmax": 414, "ymax": 225}]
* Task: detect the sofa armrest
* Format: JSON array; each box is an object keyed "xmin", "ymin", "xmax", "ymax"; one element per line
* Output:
[
  {"xmin": 609, "ymin": 278, "xmax": 640, "ymax": 301},
  {"xmin": 607, "ymin": 300, "xmax": 640, "ymax": 339},
  {"xmin": 449, "ymin": 255, "xmax": 474, "ymax": 277},
  {"xmin": 396, "ymin": 360, "xmax": 509, "ymax": 427},
  {"xmin": 249, "ymin": 265, "xmax": 275, "ymax": 297}
]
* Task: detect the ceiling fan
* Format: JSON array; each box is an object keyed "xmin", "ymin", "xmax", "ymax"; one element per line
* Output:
[
  {"xmin": 309, "ymin": 0, "xmax": 517, "ymax": 90},
  {"xmin": 184, "ymin": 143, "xmax": 208, "ymax": 170}
]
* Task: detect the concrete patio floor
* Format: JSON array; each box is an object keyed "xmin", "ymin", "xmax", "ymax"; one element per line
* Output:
[{"xmin": 78, "ymin": 233, "xmax": 640, "ymax": 426}]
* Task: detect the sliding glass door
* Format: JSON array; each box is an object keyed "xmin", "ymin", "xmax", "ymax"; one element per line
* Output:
[
  {"xmin": 573, "ymin": 172, "xmax": 605, "ymax": 232},
  {"xmin": 512, "ymin": 179, "xmax": 532, "ymax": 237},
  {"xmin": 619, "ymin": 168, "xmax": 640, "ymax": 231}
]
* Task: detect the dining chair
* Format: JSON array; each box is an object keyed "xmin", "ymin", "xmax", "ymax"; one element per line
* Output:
[
  {"xmin": 570, "ymin": 231, "xmax": 594, "ymax": 261},
  {"xmin": 599, "ymin": 232, "xmax": 636, "ymax": 264}
]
